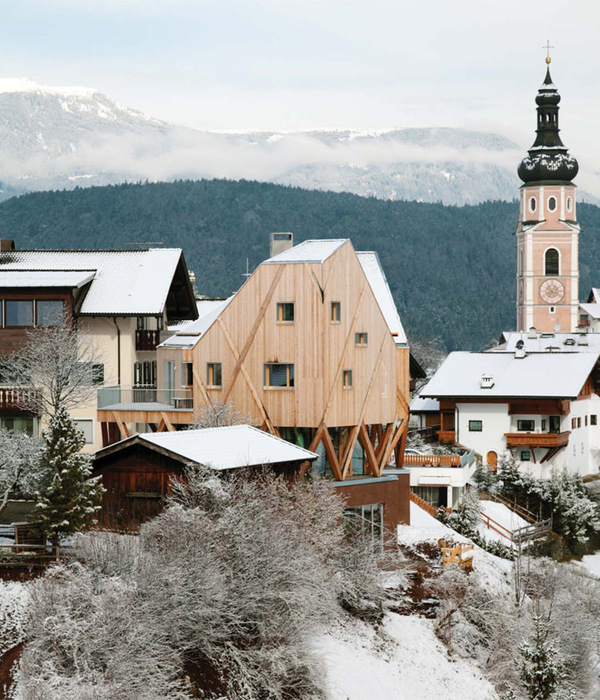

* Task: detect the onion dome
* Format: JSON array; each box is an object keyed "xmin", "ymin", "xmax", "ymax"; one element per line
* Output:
[{"xmin": 518, "ymin": 62, "xmax": 578, "ymax": 184}]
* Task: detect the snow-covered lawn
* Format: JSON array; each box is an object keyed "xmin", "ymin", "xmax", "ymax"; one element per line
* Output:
[
  {"xmin": 319, "ymin": 612, "xmax": 499, "ymax": 700},
  {"xmin": 575, "ymin": 552, "xmax": 600, "ymax": 578},
  {"xmin": 479, "ymin": 500, "xmax": 529, "ymax": 545}
]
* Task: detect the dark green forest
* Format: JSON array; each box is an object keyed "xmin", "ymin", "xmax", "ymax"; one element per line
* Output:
[{"xmin": 0, "ymin": 179, "xmax": 598, "ymax": 351}]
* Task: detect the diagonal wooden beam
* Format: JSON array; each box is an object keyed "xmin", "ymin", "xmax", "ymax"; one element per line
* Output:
[
  {"xmin": 110, "ymin": 411, "xmax": 130, "ymax": 440},
  {"xmin": 192, "ymin": 366, "xmax": 212, "ymax": 408},
  {"xmin": 222, "ymin": 265, "xmax": 285, "ymax": 403},
  {"xmin": 375, "ymin": 423, "xmax": 394, "ymax": 462},
  {"xmin": 379, "ymin": 420, "xmax": 407, "ymax": 471},
  {"xmin": 341, "ymin": 425, "xmax": 360, "ymax": 478},
  {"xmin": 321, "ymin": 427, "xmax": 343, "ymax": 481},
  {"xmin": 303, "ymin": 263, "xmax": 324, "ymax": 302},
  {"xmin": 160, "ymin": 412, "xmax": 175, "ymax": 432},
  {"xmin": 217, "ymin": 317, "xmax": 276, "ymax": 434},
  {"xmin": 156, "ymin": 417, "xmax": 166, "ymax": 433},
  {"xmin": 359, "ymin": 423, "xmax": 379, "ymax": 476}
]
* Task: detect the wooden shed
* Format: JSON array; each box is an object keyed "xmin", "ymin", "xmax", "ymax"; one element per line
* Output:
[{"xmin": 93, "ymin": 425, "xmax": 318, "ymax": 528}]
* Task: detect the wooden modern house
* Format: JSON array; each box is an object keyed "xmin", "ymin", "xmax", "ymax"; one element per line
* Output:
[
  {"xmin": 0, "ymin": 243, "xmax": 197, "ymax": 450},
  {"xmin": 97, "ymin": 238, "xmax": 412, "ymax": 531}
]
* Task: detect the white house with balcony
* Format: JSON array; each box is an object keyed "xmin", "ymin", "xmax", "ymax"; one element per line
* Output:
[{"xmin": 420, "ymin": 344, "xmax": 600, "ymax": 478}]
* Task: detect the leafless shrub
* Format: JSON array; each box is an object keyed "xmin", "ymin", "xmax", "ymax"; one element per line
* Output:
[
  {"xmin": 0, "ymin": 320, "xmax": 103, "ymax": 417},
  {"xmin": 190, "ymin": 400, "xmax": 256, "ymax": 429},
  {"xmin": 0, "ymin": 428, "xmax": 43, "ymax": 516}
]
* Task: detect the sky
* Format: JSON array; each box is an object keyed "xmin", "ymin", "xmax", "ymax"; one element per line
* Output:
[{"xmin": 0, "ymin": 0, "xmax": 598, "ymax": 148}]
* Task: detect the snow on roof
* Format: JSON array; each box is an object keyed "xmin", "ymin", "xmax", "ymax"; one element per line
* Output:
[
  {"xmin": 421, "ymin": 351, "xmax": 600, "ymax": 399},
  {"xmin": 590, "ymin": 288, "xmax": 600, "ymax": 304},
  {"xmin": 159, "ymin": 296, "xmax": 234, "ymax": 349},
  {"xmin": 410, "ymin": 396, "xmax": 440, "ymax": 413},
  {"xmin": 138, "ymin": 425, "xmax": 318, "ymax": 470},
  {"xmin": 580, "ymin": 303, "xmax": 600, "ymax": 320},
  {"xmin": 0, "ymin": 270, "xmax": 95, "ymax": 288},
  {"xmin": 356, "ymin": 251, "xmax": 407, "ymax": 344},
  {"xmin": 493, "ymin": 331, "xmax": 600, "ymax": 353},
  {"xmin": 262, "ymin": 239, "xmax": 348, "ymax": 264},
  {"xmin": 0, "ymin": 249, "xmax": 183, "ymax": 315}
]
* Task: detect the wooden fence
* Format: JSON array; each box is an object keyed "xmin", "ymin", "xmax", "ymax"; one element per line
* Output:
[{"xmin": 404, "ymin": 454, "xmax": 461, "ymax": 467}]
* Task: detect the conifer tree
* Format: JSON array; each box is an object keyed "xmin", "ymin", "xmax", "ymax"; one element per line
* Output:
[{"xmin": 34, "ymin": 406, "xmax": 104, "ymax": 546}]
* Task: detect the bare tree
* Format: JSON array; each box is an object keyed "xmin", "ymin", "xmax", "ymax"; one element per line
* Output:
[
  {"xmin": 0, "ymin": 429, "xmax": 43, "ymax": 516},
  {"xmin": 191, "ymin": 400, "xmax": 256, "ymax": 429},
  {"xmin": 0, "ymin": 320, "xmax": 103, "ymax": 417}
]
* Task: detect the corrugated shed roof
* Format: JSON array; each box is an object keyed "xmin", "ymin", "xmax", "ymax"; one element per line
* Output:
[
  {"xmin": 139, "ymin": 425, "xmax": 317, "ymax": 469},
  {"xmin": 357, "ymin": 251, "xmax": 407, "ymax": 344},
  {"xmin": 159, "ymin": 296, "xmax": 234, "ymax": 349},
  {"xmin": 262, "ymin": 239, "xmax": 348, "ymax": 264},
  {"xmin": 0, "ymin": 270, "xmax": 95, "ymax": 288},
  {"xmin": 0, "ymin": 249, "xmax": 183, "ymax": 315},
  {"xmin": 421, "ymin": 351, "xmax": 600, "ymax": 399}
]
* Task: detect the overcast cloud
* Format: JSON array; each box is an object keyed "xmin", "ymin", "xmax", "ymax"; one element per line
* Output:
[{"xmin": 0, "ymin": 1, "xmax": 598, "ymax": 160}]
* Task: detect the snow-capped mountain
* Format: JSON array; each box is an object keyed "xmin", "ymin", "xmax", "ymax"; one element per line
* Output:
[{"xmin": 0, "ymin": 77, "xmax": 578, "ymax": 205}]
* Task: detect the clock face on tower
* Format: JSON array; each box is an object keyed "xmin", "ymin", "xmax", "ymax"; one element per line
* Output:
[{"xmin": 539, "ymin": 279, "xmax": 565, "ymax": 304}]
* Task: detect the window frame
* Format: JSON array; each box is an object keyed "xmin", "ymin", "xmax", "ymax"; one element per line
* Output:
[
  {"xmin": 182, "ymin": 362, "xmax": 194, "ymax": 387},
  {"xmin": 331, "ymin": 301, "xmax": 341, "ymax": 324},
  {"xmin": 520, "ymin": 450, "xmax": 532, "ymax": 462},
  {"xmin": 468, "ymin": 420, "xmax": 483, "ymax": 432},
  {"xmin": 36, "ymin": 299, "xmax": 65, "ymax": 327},
  {"xmin": 517, "ymin": 419, "xmax": 535, "ymax": 432},
  {"xmin": 548, "ymin": 196, "xmax": 557, "ymax": 212},
  {"xmin": 342, "ymin": 369, "xmax": 353, "ymax": 390},
  {"xmin": 591, "ymin": 415, "xmax": 597, "ymax": 426},
  {"xmin": 544, "ymin": 248, "xmax": 560, "ymax": 276},
  {"xmin": 206, "ymin": 362, "xmax": 222, "ymax": 389},
  {"xmin": 73, "ymin": 419, "xmax": 94, "ymax": 445},
  {"xmin": 355, "ymin": 332, "xmax": 368, "ymax": 347},
  {"xmin": 5, "ymin": 299, "xmax": 34, "ymax": 328},
  {"xmin": 276, "ymin": 302, "xmax": 295, "ymax": 324},
  {"xmin": 263, "ymin": 362, "xmax": 295, "ymax": 389}
]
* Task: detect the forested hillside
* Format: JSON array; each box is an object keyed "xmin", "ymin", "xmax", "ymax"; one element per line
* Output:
[{"xmin": 0, "ymin": 179, "xmax": 599, "ymax": 350}]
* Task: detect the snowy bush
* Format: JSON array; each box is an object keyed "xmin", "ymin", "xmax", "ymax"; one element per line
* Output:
[
  {"xmin": 20, "ymin": 469, "xmax": 387, "ymax": 699},
  {"xmin": 0, "ymin": 581, "xmax": 29, "ymax": 657},
  {"xmin": 447, "ymin": 489, "xmax": 481, "ymax": 539}
]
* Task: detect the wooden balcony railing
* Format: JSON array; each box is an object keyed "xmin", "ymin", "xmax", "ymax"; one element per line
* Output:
[
  {"xmin": 135, "ymin": 329, "xmax": 160, "ymax": 352},
  {"xmin": 404, "ymin": 454, "xmax": 461, "ymax": 467},
  {"xmin": 504, "ymin": 431, "xmax": 570, "ymax": 448},
  {"xmin": 0, "ymin": 387, "xmax": 39, "ymax": 413}
]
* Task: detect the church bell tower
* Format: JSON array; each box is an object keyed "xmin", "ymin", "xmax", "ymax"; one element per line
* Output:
[{"xmin": 516, "ymin": 51, "xmax": 580, "ymax": 333}]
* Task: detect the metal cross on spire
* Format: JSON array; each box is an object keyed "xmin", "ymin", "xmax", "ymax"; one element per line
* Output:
[{"xmin": 543, "ymin": 39, "xmax": 554, "ymax": 65}]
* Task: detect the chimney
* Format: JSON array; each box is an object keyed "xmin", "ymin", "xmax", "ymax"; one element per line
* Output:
[
  {"xmin": 480, "ymin": 373, "xmax": 495, "ymax": 389},
  {"xmin": 0, "ymin": 240, "xmax": 15, "ymax": 251},
  {"xmin": 528, "ymin": 326, "xmax": 537, "ymax": 339},
  {"xmin": 579, "ymin": 333, "xmax": 589, "ymax": 346},
  {"xmin": 515, "ymin": 339, "xmax": 526, "ymax": 359},
  {"xmin": 270, "ymin": 232, "xmax": 293, "ymax": 257}
]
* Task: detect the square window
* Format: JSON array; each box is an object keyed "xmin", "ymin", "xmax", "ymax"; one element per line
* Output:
[
  {"xmin": 6, "ymin": 300, "xmax": 33, "ymax": 326},
  {"xmin": 517, "ymin": 420, "xmax": 535, "ymax": 432},
  {"xmin": 276, "ymin": 303, "xmax": 294, "ymax": 323},
  {"xmin": 73, "ymin": 419, "xmax": 93, "ymax": 444},
  {"xmin": 468, "ymin": 420, "xmax": 482, "ymax": 432},
  {"xmin": 520, "ymin": 450, "xmax": 531, "ymax": 461},
  {"xmin": 182, "ymin": 362, "xmax": 193, "ymax": 386},
  {"xmin": 36, "ymin": 300, "xmax": 64, "ymax": 326},
  {"xmin": 355, "ymin": 332, "xmax": 368, "ymax": 347},
  {"xmin": 331, "ymin": 302, "xmax": 341, "ymax": 323},
  {"xmin": 207, "ymin": 363, "xmax": 222, "ymax": 388},
  {"xmin": 342, "ymin": 370, "xmax": 352, "ymax": 389},
  {"xmin": 264, "ymin": 363, "xmax": 294, "ymax": 388},
  {"xmin": 591, "ymin": 415, "xmax": 597, "ymax": 426}
]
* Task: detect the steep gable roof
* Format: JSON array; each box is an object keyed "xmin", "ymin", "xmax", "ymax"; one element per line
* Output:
[{"xmin": 0, "ymin": 249, "xmax": 196, "ymax": 318}]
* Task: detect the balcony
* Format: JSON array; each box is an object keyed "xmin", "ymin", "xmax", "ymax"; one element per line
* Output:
[
  {"xmin": 135, "ymin": 330, "xmax": 161, "ymax": 352},
  {"xmin": 438, "ymin": 429, "xmax": 456, "ymax": 443},
  {"xmin": 504, "ymin": 431, "xmax": 570, "ymax": 448},
  {"xmin": 404, "ymin": 454, "xmax": 461, "ymax": 467},
  {"xmin": 98, "ymin": 386, "xmax": 193, "ymax": 411},
  {"xmin": 0, "ymin": 387, "xmax": 40, "ymax": 414}
]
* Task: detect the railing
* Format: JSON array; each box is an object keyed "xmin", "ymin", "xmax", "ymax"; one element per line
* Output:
[
  {"xmin": 480, "ymin": 511, "xmax": 514, "ymax": 541},
  {"xmin": 438, "ymin": 429, "xmax": 456, "ymax": 443},
  {"xmin": 135, "ymin": 329, "xmax": 161, "ymax": 352},
  {"xmin": 504, "ymin": 431, "xmax": 570, "ymax": 448},
  {"xmin": 408, "ymin": 425, "xmax": 440, "ymax": 442},
  {"xmin": 410, "ymin": 491, "xmax": 451, "ymax": 517},
  {"xmin": 479, "ymin": 490, "xmax": 538, "ymax": 524},
  {"xmin": 97, "ymin": 386, "xmax": 193, "ymax": 410},
  {"xmin": 0, "ymin": 387, "xmax": 39, "ymax": 412},
  {"xmin": 404, "ymin": 454, "xmax": 461, "ymax": 467},
  {"xmin": 0, "ymin": 543, "xmax": 71, "ymax": 567}
]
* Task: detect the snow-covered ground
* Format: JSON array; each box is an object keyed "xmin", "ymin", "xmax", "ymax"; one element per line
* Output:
[
  {"xmin": 319, "ymin": 613, "xmax": 498, "ymax": 700},
  {"xmin": 479, "ymin": 500, "xmax": 529, "ymax": 545},
  {"xmin": 575, "ymin": 552, "xmax": 600, "ymax": 578}
]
